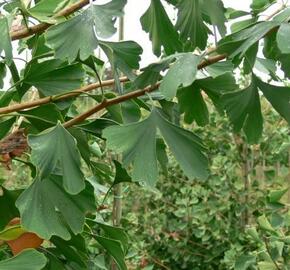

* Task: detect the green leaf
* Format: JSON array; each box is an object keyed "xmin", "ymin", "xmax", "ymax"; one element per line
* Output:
[
  {"xmin": 257, "ymin": 215, "xmax": 276, "ymax": 233},
  {"xmin": 155, "ymin": 110, "xmax": 209, "ymax": 180},
  {"xmin": 277, "ymin": 23, "xmax": 290, "ymax": 54},
  {"xmin": 251, "ymin": 0, "xmax": 276, "ymax": 14},
  {"xmin": 0, "ymin": 249, "xmax": 47, "ymax": 270},
  {"xmin": 140, "ymin": 0, "xmax": 181, "ymax": 56},
  {"xmin": 256, "ymin": 77, "xmax": 290, "ymax": 125},
  {"xmin": 231, "ymin": 18, "xmax": 257, "ymax": 33},
  {"xmin": 205, "ymin": 61, "xmax": 234, "ymax": 78},
  {"xmin": 0, "ymin": 187, "xmax": 21, "ymax": 230},
  {"xmin": 178, "ymin": 74, "xmax": 237, "ymax": 126},
  {"xmin": 24, "ymin": 60, "xmax": 84, "ymax": 96},
  {"xmin": 134, "ymin": 56, "xmax": 174, "ymax": 89},
  {"xmin": 16, "ymin": 176, "xmax": 95, "ymax": 240},
  {"xmin": 0, "ymin": 62, "xmax": 7, "ymax": 89},
  {"xmin": 218, "ymin": 21, "xmax": 278, "ymax": 58},
  {"xmin": 121, "ymin": 100, "xmax": 141, "ymax": 123},
  {"xmin": 100, "ymin": 41, "xmax": 142, "ymax": 80},
  {"xmin": 0, "ymin": 16, "xmax": 12, "ymax": 63},
  {"xmin": 178, "ymin": 86, "xmax": 209, "ymax": 126},
  {"xmin": 104, "ymin": 110, "xmax": 157, "ymax": 186},
  {"xmin": 95, "ymin": 235, "xmax": 127, "ymax": 270},
  {"xmin": 159, "ymin": 54, "xmax": 200, "ymax": 99},
  {"xmin": 45, "ymin": 0, "xmax": 126, "ymax": 62},
  {"xmin": 257, "ymin": 261, "xmax": 277, "ymax": 270},
  {"xmin": 0, "ymin": 225, "xmax": 26, "ymax": 241},
  {"xmin": 50, "ymin": 235, "xmax": 87, "ymax": 268},
  {"xmin": 268, "ymin": 189, "xmax": 288, "ymax": 203},
  {"xmin": 255, "ymin": 58, "xmax": 277, "ymax": 78},
  {"xmin": 99, "ymin": 41, "xmax": 142, "ymax": 92},
  {"xmin": 156, "ymin": 138, "xmax": 168, "ymax": 175},
  {"xmin": 103, "ymin": 108, "xmax": 209, "ymax": 186},
  {"xmin": 198, "ymin": 73, "xmax": 238, "ymax": 92},
  {"xmin": 69, "ymin": 128, "xmax": 92, "ymax": 168},
  {"xmin": 28, "ymin": 0, "xmax": 72, "ymax": 23},
  {"xmin": 176, "ymin": 0, "xmax": 208, "ymax": 49},
  {"xmin": 77, "ymin": 118, "xmax": 117, "ymax": 137},
  {"xmin": 202, "ymin": 0, "xmax": 227, "ymax": 37},
  {"xmin": 221, "ymin": 78, "xmax": 263, "ymax": 143},
  {"xmin": 28, "ymin": 123, "xmax": 85, "ymax": 194},
  {"xmin": 20, "ymin": 104, "xmax": 64, "ymax": 131},
  {"xmin": 235, "ymin": 254, "xmax": 256, "ymax": 270},
  {"xmin": 97, "ymin": 222, "xmax": 129, "ymax": 253},
  {"xmin": 113, "ymin": 160, "xmax": 132, "ymax": 186},
  {"xmin": 0, "ymin": 117, "xmax": 16, "ymax": 140}
]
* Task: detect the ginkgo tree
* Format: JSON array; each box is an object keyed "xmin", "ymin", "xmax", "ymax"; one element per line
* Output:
[{"xmin": 0, "ymin": 0, "xmax": 290, "ymax": 269}]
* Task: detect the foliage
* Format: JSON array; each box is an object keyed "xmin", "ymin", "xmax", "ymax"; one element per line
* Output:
[{"xmin": 0, "ymin": 0, "xmax": 290, "ymax": 269}]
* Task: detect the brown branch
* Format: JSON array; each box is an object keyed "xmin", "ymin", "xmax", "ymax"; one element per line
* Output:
[
  {"xmin": 0, "ymin": 54, "xmax": 227, "ymax": 116},
  {"xmin": 10, "ymin": 0, "xmax": 90, "ymax": 41},
  {"xmin": 0, "ymin": 77, "xmax": 129, "ymax": 114},
  {"xmin": 63, "ymin": 53, "xmax": 227, "ymax": 128},
  {"xmin": 63, "ymin": 83, "xmax": 160, "ymax": 128}
]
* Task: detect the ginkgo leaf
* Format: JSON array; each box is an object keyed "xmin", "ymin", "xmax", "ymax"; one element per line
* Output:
[
  {"xmin": 100, "ymin": 40, "xmax": 143, "ymax": 92},
  {"xmin": 45, "ymin": 0, "xmax": 126, "ymax": 62},
  {"xmin": 28, "ymin": 123, "xmax": 85, "ymax": 194},
  {"xmin": 133, "ymin": 56, "xmax": 175, "ymax": 88},
  {"xmin": 94, "ymin": 235, "xmax": 127, "ymax": 270},
  {"xmin": 100, "ymin": 41, "xmax": 142, "ymax": 80},
  {"xmin": 159, "ymin": 54, "xmax": 200, "ymax": 99},
  {"xmin": 177, "ymin": 74, "xmax": 237, "ymax": 126},
  {"xmin": 221, "ymin": 78, "xmax": 263, "ymax": 143},
  {"xmin": 155, "ymin": 110, "xmax": 209, "ymax": 180},
  {"xmin": 0, "ymin": 249, "xmax": 47, "ymax": 270},
  {"xmin": 28, "ymin": 0, "xmax": 73, "ymax": 23},
  {"xmin": 20, "ymin": 104, "xmax": 64, "ymax": 131},
  {"xmin": 104, "ymin": 111, "xmax": 158, "ymax": 186},
  {"xmin": 202, "ymin": 0, "xmax": 227, "ymax": 37},
  {"xmin": 103, "ymin": 108, "xmax": 209, "ymax": 186},
  {"xmin": 178, "ymin": 86, "xmax": 209, "ymax": 126},
  {"xmin": 24, "ymin": 59, "xmax": 85, "ymax": 96},
  {"xmin": 277, "ymin": 23, "xmax": 290, "ymax": 54},
  {"xmin": 0, "ymin": 16, "xmax": 12, "ymax": 63},
  {"xmin": 16, "ymin": 176, "xmax": 95, "ymax": 240},
  {"xmin": 0, "ymin": 62, "xmax": 7, "ymax": 89},
  {"xmin": 140, "ymin": 0, "xmax": 182, "ymax": 56},
  {"xmin": 218, "ymin": 21, "xmax": 279, "ymax": 58},
  {"xmin": 176, "ymin": 0, "xmax": 208, "ymax": 49},
  {"xmin": 97, "ymin": 222, "xmax": 129, "ymax": 253},
  {"xmin": 0, "ymin": 117, "xmax": 16, "ymax": 140},
  {"xmin": 256, "ymin": 76, "xmax": 290, "ymax": 124},
  {"xmin": 251, "ymin": 0, "xmax": 276, "ymax": 14},
  {"xmin": 0, "ymin": 187, "xmax": 21, "ymax": 230}
]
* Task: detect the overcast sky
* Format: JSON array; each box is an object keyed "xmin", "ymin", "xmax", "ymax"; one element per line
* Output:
[
  {"xmin": 123, "ymin": 0, "xmax": 251, "ymax": 66},
  {"xmin": 123, "ymin": 0, "xmax": 280, "ymax": 67},
  {"xmin": 5, "ymin": 0, "xmax": 280, "ymax": 89}
]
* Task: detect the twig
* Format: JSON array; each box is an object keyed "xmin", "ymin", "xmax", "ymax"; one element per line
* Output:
[
  {"xmin": 0, "ymin": 77, "xmax": 129, "ymax": 114},
  {"xmin": 63, "ymin": 83, "xmax": 160, "ymax": 128},
  {"xmin": 10, "ymin": 0, "xmax": 90, "ymax": 41},
  {"xmin": 0, "ymin": 54, "xmax": 227, "ymax": 116}
]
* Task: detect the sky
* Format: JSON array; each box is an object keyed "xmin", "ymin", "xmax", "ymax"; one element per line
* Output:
[
  {"xmin": 5, "ymin": 0, "xmax": 281, "ymax": 89},
  {"xmin": 123, "ymin": 0, "xmax": 252, "ymax": 67}
]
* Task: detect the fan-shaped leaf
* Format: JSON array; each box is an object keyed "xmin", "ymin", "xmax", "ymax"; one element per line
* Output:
[{"xmin": 16, "ymin": 176, "xmax": 95, "ymax": 240}]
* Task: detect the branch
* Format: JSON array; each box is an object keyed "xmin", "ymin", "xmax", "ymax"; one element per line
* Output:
[
  {"xmin": 10, "ymin": 0, "xmax": 90, "ymax": 41},
  {"xmin": 63, "ymin": 53, "xmax": 227, "ymax": 128},
  {"xmin": 0, "ymin": 54, "xmax": 227, "ymax": 116},
  {"xmin": 63, "ymin": 83, "xmax": 160, "ymax": 128},
  {"xmin": 0, "ymin": 77, "xmax": 129, "ymax": 114}
]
